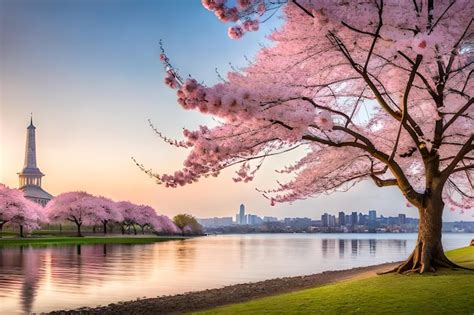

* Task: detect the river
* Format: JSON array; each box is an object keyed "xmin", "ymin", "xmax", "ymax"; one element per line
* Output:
[{"xmin": 0, "ymin": 233, "xmax": 472, "ymax": 314}]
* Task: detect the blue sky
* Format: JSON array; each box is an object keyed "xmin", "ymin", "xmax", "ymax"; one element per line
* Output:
[{"xmin": 0, "ymin": 0, "xmax": 470, "ymax": 221}]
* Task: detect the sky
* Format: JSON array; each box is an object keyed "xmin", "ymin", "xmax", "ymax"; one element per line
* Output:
[{"xmin": 0, "ymin": 0, "xmax": 470, "ymax": 221}]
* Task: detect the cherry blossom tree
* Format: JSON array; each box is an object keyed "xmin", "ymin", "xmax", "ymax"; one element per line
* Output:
[
  {"xmin": 0, "ymin": 184, "xmax": 47, "ymax": 237},
  {"xmin": 138, "ymin": 1, "xmax": 473, "ymax": 273},
  {"xmin": 10, "ymin": 199, "xmax": 47, "ymax": 237},
  {"xmin": 45, "ymin": 191, "xmax": 96, "ymax": 237},
  {"xmin": 116, "ymin": 201, "xmax": 141, "ymax": 235},
  {"xmin": 0, "ymin": 184, "xmax": 24, "ymax": 234},
  {"xmin": 134, "ymin": 205, "xmax": 159, "ymax": 234},
  {"xmin": 91, "ymin": 196, "xmax": 123, "ymax": 234},
  {"xmin": 152, "ymin": 215, "xmax": 180, "ymax": 235}
]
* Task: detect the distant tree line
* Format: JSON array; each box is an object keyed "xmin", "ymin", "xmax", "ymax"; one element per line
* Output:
[{"xmin": 0, "ymin": 184, "xmax": 202, "ymax": 237}]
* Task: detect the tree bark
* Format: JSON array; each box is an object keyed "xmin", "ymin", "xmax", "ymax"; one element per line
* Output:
[
  {"xmin": 0, "ymin": 222, "xmax": 4, "ymax": 238},
  {"xmin": 133, "ymin": 225, "xmax": 137, "ymax": 235},
  {"xmin": 76, "ymin": 223, "xmax": 82, "ymax": 237},
  {"xmin": 103, "ymin": 221, "xmax": 108, "ymax": 235},
  {"xmin": 383, "ymin": 189, "xmax": 468, "ymax": 274},
  {"xmin": 20, "ymin": 225, "xmax": 24, "ymax": 238}
]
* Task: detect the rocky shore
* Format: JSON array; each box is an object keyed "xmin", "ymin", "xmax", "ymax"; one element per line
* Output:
[{"xmin": 47, "ymin": 262, "xmax": 399, "ymax": 315}]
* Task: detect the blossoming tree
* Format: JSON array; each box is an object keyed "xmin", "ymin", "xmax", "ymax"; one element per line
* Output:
[
  {"xmin": 152, "ymin": 215, "xmax": 180, "ymax": 234},
  {"xmin": 0, "ymin": 184, "xmax": 47, "ymax": 237},
  {"xmin": 0, "ymin": 184, "xmax": 24, "ymax": 234},
  {"xmin": 9, "ymin": 199, "xmax": 46, "ymax": 238},
  {"xmin": 138, "ymin": 0, "xmax": 473, "ymax": 273},
  {"xmin": 46, "ymin": 191, "xmax": 96, "ymax": 237},
  {"xmin": 135, "ymin": 205, "xmax": 159, "ymax": 234},
  {"xmin": 116, "ymin": 201, "xmax": 141, "ymax": 235},
  {"xmin": 92, "ymin": 196, "xmax": 123, "ymax": 234}
]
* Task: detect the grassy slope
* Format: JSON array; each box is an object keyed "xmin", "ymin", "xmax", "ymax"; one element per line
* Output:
[
  {"xmin": 197, "ymin": 246, "xmax": 474, "ymax": 315},
  {"xmin": 0, "ymin": 236, "xmax": 186, "ymax": 247}
]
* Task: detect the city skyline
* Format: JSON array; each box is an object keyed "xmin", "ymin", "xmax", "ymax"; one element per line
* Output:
[{"xmin": 1, "ymin": 0, "xmax": 472, "ymax": 221}]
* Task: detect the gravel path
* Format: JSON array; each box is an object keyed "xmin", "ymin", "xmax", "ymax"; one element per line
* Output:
[{"xmin": 47, "ymin": 262, "xmax": 399, "ymax": 315}]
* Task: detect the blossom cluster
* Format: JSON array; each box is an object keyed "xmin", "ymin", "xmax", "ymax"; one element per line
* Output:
[
  {"xmin": 0, "ymin": 184, "xmax": 46, "ymax": 233},
  {"xmin": 149, "ymin": 1, "xmax": 473, "ymax": 213},
  {"xmin": 202, "ymin": 0, "xmax": 264, "ymax": 39},
  {"xmin": 45, "ymin": 192, "xmax": 181, "ymax": 234}
]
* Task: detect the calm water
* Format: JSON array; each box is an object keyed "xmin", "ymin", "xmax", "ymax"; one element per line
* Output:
[{"xmin": 0, "ymin": 233, "xmax": 472, "ymax": 314}]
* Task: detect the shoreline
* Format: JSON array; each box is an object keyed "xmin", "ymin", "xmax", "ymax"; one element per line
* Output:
[
  {"xmin": 47, "ymin": 262, "xmax": 399, "ymax": 315},
  {"xmin": 0, "ymin": 235, "xmax": 188, "ymax": 247}
]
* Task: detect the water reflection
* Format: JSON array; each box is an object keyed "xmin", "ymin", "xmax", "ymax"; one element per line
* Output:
[{"xmin": 0, "ymin": 233, "xmax": 471, "ymax": 314}]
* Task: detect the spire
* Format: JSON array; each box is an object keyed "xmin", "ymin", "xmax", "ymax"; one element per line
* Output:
[
  {"xmin": 18, "ymin": 115, "xmax": 44, "ymax": 181},
  {"xmin": 28, "ymin": 113, "xmax": 35, "ymax": 129}
]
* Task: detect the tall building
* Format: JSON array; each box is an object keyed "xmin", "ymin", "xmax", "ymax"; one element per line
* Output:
[
  {"xmin": 369, "ymin": 210, "xmax": 377, "ymax": 221},
  {"xmin": 18, "ymin": 117, "xmax": 53, "ymax": 206},
  {"xmin": 351, "ymin": 212, "xmax": 358, "ymax": 226},
  {"xmin": 321, "ymin": 213, "xmax": 329, "ymax": 227},
  {"xmin": 238, "ymin": 204, "xmax": 246, "ymax": 225},
  {"xmin": 338, "ymin": 211, "xmax": 345, "ymax": 226},
  {"xmin": 368, "ymin": 210, "xmax": 377, "ymax": 228}
]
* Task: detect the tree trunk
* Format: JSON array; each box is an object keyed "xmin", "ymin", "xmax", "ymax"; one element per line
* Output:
[
  {"xmin": 133, "ymin": 225, "xmax": 137, "ymax": 235},
  {"xmin": 121, "ymin": 225, "xmax": 125, "ymax": 235},
  {"xmin": 103, "ymin": 221, "xmax": 108, "ymax": 235},
  {"xmin": 141, "ymin": 226, "xmax": 145, "ymax": 234},
  {"xmin": 0, "ymin": 222, "xmax": 4, "ymax": 238},
  {"xmin": 384, "ymin": 191, "xmax": 467, "ymax": 274},
  {"xmin": 20, "ymin": 225, "xmax": 24, "ymax": 238},
  {"xmin": 76, "ymin": 223, "xmax": 82, "ymax": 237}
]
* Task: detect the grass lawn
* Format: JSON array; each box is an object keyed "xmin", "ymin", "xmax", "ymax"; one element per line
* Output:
[
  {"xmin": 196, "ymin": 246, "xmax": 474, "ymax": 315},
  {"xmin": 0, "ymin": 235, "xmax": 187, "ymax": 247}
]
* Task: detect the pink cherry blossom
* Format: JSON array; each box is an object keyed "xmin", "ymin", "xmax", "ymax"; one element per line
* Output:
[
  {"xmin": 0, "ymin": 184, "xmax": 47, "ymax": 236},
  {"xmin": 45, "ymin": 191, "xmax": 95, "ymax": 237},
  {"xmin": 147, "ymin": 1, "xmax": 473, "ymax": 272},
  {"xmin": 228, "ymin": 26, "xmax": 244, "ymax": 39}
]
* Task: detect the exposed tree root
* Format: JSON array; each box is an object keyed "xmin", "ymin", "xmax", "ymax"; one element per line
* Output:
[{"xmin": 378, "ymin": 241, "xmax": 474, "ymax": 275}]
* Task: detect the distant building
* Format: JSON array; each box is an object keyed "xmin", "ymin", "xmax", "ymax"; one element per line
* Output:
[
  {"xmin": 345, "ymin": 214, "xmax": 351, "ymax": 225},
  {"xmin": 247, "ymin": 214, "xmax": 263, "ymax": 225},
  {"xmin": 368, "ymin": 210, "xmax": 377, "ymax": 228},
  {"xmin": 321, "ymin": 213, "xmax": 329, "ymax": 227},
  {"xmin": 328, "ymin": 215, "xmax": 336, "ymax": 227},
  {"xmin": 263, "ymin": 216, "xmax": 278, "ymax": 222},
  {"xmin": 238, "ymin": 204, "xmax": 246, "ymax": 225},
  {"xmin": 369, "ymin": 210, "xmax": 377, "ymax": 222},
  {"xmin": 18, "ymin": 117, "xmax": 53, "ymax": 206},
  {"xmin": 351, "ymin": 212, "xmax": 358, "ymax": 226},
  {"xmin": 338, "ymin": 211, "xmax": 345, "ymax": 226},
  {"xmin": 197, "ymin": 217, "xmax": 233, "ymax": 228},
  {"xmin": 398, "ymin": 214, "xmax": 406, "ymax": 225}
]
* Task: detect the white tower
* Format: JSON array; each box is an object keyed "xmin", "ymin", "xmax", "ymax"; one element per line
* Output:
[{"xmin": 18, "ymin": 116, "xmax": 53, "ymax": 206}]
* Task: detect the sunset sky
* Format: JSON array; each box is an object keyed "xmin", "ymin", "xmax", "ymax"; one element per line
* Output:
[{"xmin": 0, "ymin": 0, "xmax": 470, "ymax": 221}]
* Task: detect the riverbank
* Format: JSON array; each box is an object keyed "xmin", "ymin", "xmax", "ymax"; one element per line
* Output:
[
  {"xmin": 0, "ymin": 235, "xmax": 187, "ymax": 247},
  {"xmin": 48, "ymin": 246, "xmax": 473, "ymax": 315},
  {"xmin": 48, "ymin": 262, "xmax": 398, "ymax": 315}
]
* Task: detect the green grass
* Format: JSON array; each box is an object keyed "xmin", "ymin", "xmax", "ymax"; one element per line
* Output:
[
  {"xmin": 196, "ymin": 247, "xmax": 474, "ymax": 315},
  {"xmin": 0, "ymin": 235, "xmax": 187, "ymax": 247},
  {"xmin": 445, "ymin": 246, "xmax": 474, "ymax": 268}
]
